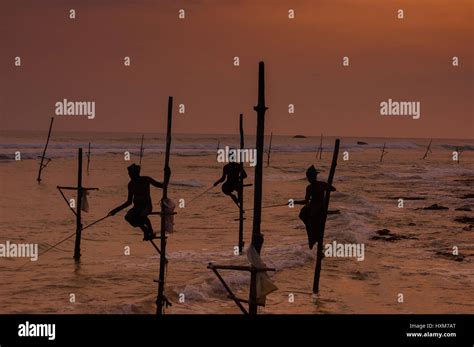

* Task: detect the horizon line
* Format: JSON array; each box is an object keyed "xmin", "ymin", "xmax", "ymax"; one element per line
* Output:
[{"xmin": 1, "ymin": 129, "xmax": 473, "ymax": 142}]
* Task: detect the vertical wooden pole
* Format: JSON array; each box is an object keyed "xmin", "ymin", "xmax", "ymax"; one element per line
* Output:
[
  {"xmin": 238, "ymin": 114, "xmax": 245, "ymax": 254},
  {"xmin": 139, "ymin": 134, "xmax": 144, "ymax": 166},
  {"xmin": 249, "ymin": 61, "xmax": 268, "ymax": 315},
  {"xmin": 251, "ymin": 61, "xmax": 267, "ymax": 255},
  {"xmin": 380, "ymin": 142, "xmax": 386, "ymax": 162},
  {"xmin": 422, "ymin": 139, "xmax": 432, "ymax": 159},
  {"xmin": 317, "ymin": 134, "xmax": 323, "ymax": 160},
  {"xmin": 312, "ymin": 139, "xmax": 340, "ymax": 294},
  {"xmin": 157, "ymin": 96, "xmax": 173, "ymax": 315},
  {"xmin": 266, "ymin": 132, "xmax": 273, "ymax": 167},
  {"xmin": 37, "ymin": 117, "xmax": 54, "ymax": 182},
  {"xmin": 86, "ymin": 142, "xmax": 91, "ymax": 175},
  {"xmin": 73, "ymin": 148, "xmax": 83, "ymax": 261}
]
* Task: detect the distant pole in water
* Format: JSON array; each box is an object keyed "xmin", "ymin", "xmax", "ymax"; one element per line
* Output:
[
  {"xmin": 37, "ymin": 117, "xmax": 54, "ymax": 182},
  {"xmin": 238, "ymin": 113, "xmax": 245, "ymax": 254},
  {"xmin": 313, "ymin": 139, "xmax": 340, "ymax": 294},
  {"xmin": 316, "ymin": 134, "xmax": 323, "ymax": 160},
  {"xmin": 139, "ymin": 134, "xmax": 145, "ymax": 166},
  {"xmin": 249, "ymin": 61, "xmax": 268, "ymax": 315},
  {"xmin": 86, "ymin": 142, "xmax": 91, "ymax": 175},
  {"xmin": 380, "ymin": 142, "xmax": 388, "ymax": 162},
  {"xmin": 74, "ymin": 148, "xmax": 84, "ymax": 261},
  {"xmin": 216, "ymin": 139, "xmax": 220, "ymax": 159},
  {"xmin": 156, "ymin": 96, "xmax": 173, "ymax": 315},
  {"xmin": 266, "ymin": 132, "xmax": 273, "ymax": 167},
  {"xmin": 422, "ymin": 139, "xmax": 432, "ymax": 159}
]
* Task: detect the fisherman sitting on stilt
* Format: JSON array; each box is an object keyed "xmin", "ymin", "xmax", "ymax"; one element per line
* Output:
[
  {"xmin": 109, "ymin": 164, "xmax": 170, "ymax": 241},
  {"xmin": 295, "ymin": 165, "xmax": 336, "ymax": 249},
  {"xmin": 213, "ymin": 154, "xmax": 247, "ymax": 210}
]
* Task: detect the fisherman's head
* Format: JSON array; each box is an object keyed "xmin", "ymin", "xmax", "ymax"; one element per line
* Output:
[
  {"xmin": 306, "ymin": 165, "xmax": 319, "ymax": 183},
  {"xmin": 127, "ymin": 164, "xmax": 141, "ymax": 180}
]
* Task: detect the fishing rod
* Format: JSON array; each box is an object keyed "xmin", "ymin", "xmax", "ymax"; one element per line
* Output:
[
  {"xmin": 17, "ymin": 214, "xmax": 110, "ymax": 269},
  {"xmin": 187, "ymin": 185, "xmax": 215, "ymax": 204}
]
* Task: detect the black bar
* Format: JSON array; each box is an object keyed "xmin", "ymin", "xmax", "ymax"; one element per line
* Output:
[{"xmin": 0, "ymin": 314, "xmax": 471, "ymax": 346}]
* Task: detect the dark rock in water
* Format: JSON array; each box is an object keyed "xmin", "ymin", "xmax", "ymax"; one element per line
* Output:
[
  {"xmin": 293, "ymin": 135, "xmax": 307, "ymax": 139},
  {"xmin": 371, "ymin": 229, "xmax": 418, "ymax": 242},
  {"xmin": 357, "ymin": 141, "xmax": 368, "ymax": 145},
  {"xmin": 455, "ymin": 206, "xmax": 472, "ymax": 211},
  {"xmin": 418, "ymin": 204, "xmax": 449, "ymax": 210},
  {"xmin": 460, "ymin": 194, "xmax": 474, "ymax": 199},
  {"xmin": 435, "ymin": 251, "xmax": 465, "ymax": 262},
  {"xmin": 351, "ymin": 271, "xmax": 369, "ymax": 280},
  {"xmin": 408, "ymin": 222, "xmax": 416, "ymax": 226},
  {"xmin": 462, "ymin": 225, "xmax": 473, "ymax": 231},
  {"xmin": 371, "ymin": 235, "xmax": 400, "ymax": 242},
  {"xmin": 376, "ymin": 229, "xmax": 392, "ymax": 236},
  {"xmin": 454, "ymin": 216, "xmax": 474, "ymax": 224}
]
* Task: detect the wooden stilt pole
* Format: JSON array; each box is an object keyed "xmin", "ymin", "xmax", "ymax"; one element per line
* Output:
[
  {"xmin": 422, "ymin": 139, "xmax": 432, "ymax": 159},
  {"xmin": 316, "ymin": 134, "xmax": 323, "ymax": 160},
  {"xmin": 37, "ymin": 117, "xmax": 54, "ymax": 182},
  {"xmin": 156, "ymin": 97, "xmax": 173, "ymax": 315},
  {"xmin": 73, "ymin": 148, "xmax": 83, "ymax": 261},
  {"xmin": 57, "ymin": 152, "xmax": 98, "ymax": 260},
  {"xmin": 266, "ymin": 132, "xmax": 273, "ymax": 167},
  {"xmin": 312, "ymin": 139, "xmax": 340, "ymax": 294},
  {"xmin": 238, "ymin": 114, "xmax": 245, "ymax": 254},
  {"xmin": 86, "ymin": 142, "xmax": 91, "ymax": 175},
  {"xmin": 139, "ymin": 134, "xmax": 145, "ymax": 166},
  {"xmin": 380, "ymin": 142, "xmax": 388, "ymax": 162},
  {"xmin": 249, "ymin": 61, "xmax": 268, "ymax": 315},
  {"xmin": 207, "ymin": 62, "xmax": 274, "ymax": 315}
]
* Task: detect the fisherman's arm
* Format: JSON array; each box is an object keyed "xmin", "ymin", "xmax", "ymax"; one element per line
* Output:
[
  {"xmin": 295, "ymin": 186, "xmax": 311, "ymax": 205},
  {"xmin": 148, "ymin": 177, "xmax": 164, "ymax": 189},
  {"xmin": 109, "ymin": 189, "xmax": 133, "ymax": 215},
  {"xmin": 214, "ymin": 168, "xmax": 226, "ymax": 186}
]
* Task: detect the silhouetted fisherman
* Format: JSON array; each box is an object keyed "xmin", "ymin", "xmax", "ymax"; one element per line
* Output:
[
  {"xmin": 295, "ymin": 165, "xmax": 336, "ymax": 249},
  {"xmin": 109, "ymin": 164, "xmax": 170, "ymax": 240},
  {"xmin": 214, "ymin": 160, "xmax": 247, "ymax": 209}
]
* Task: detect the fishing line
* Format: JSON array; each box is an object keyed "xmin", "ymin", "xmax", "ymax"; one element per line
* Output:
[
  {"xmin": 218, "ymin": 203, "xmax": 290, "ymax": 215},
  {"xmin": 186, "ymin": 185, "xmax": 215, "ymax": 205},
  {"xmin": 17, "ymin": 214, "xmax": 111, "ymax": 270}
]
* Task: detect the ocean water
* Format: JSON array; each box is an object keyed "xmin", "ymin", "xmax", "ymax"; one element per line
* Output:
[{"xmin": 0, "ymin": 131, "xmax": 473, "ymax": 314}]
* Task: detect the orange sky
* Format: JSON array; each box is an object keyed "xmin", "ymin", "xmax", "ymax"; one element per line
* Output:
[{"xmin": 1, "ymin": 0, "xmax": 473, "ymax": 138}]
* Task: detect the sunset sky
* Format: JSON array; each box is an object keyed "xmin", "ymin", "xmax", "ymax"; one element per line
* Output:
[{"xmin": 1, "ymin": 0, "xmax": 473, "ymax": 139}]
